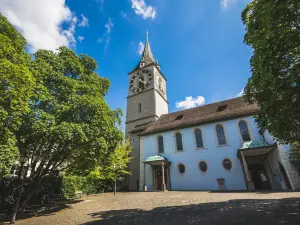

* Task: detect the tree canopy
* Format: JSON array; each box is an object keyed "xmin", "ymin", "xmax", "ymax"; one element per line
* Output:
[
  {"xmin": 0, "ymin": 14, "xmax": 127, "ymax": 221},
  {"xmin": 242, "ymin": 0, "xmax": 300, "ymax": 144},
  {"xmin": 0, "ymin": 13, "xmax": 35, "ymax": 177}
]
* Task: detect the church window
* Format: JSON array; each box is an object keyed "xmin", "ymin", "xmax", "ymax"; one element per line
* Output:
[
  {"xmin": 138, "ymin": 75, "xmax": 145, "ymax": 90},
  {"xmin": 222, "ymin": 158, "xmax": 232, "ymax": 171},
  {"xmin": 175, "ymin": 132, "xmax": 183, "ymax": 151},
  {"xmin": 238, "ymin": 120, "xmax": 251, "ymax": 142},
  {"xmin": 199, "ymin": 161, "xmax": 208, "ymax": 172},
  {"xmin": 138, "ymin": 103, "xmax": 142, "ymax": 112},
  {"xmin": 157, "ymin": 135, "xmax": 164, "ymax": 154},
  {"xmin": 194, "ymin": 128, "xmax": 204, "ymax": 148},
  {"xmin": 216, "ymin": 124, "xmax": 227, "ymax": 145},
  {"xmin": 178, "ymin": 163, "xmax": 185, "ymax": 174}
]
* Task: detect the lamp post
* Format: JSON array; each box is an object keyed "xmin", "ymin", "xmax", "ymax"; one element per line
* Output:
[{"xmin": 113, "ymin": 164, "xmax": 117, "ymax": 195}]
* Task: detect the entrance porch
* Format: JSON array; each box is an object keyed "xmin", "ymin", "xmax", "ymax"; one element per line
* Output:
[
  {"xmin": 238, "ymin": 141, "xmax": 292, "ymax": 191},
  {"xmin": 142, "ymin": 155, "xmax": 171, "ymax": 191}
]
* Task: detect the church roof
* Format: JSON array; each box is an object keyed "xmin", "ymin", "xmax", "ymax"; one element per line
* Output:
[
  {"xmin": 129, "ymin": 31, "xmax": 157, "ymax": 74},
  {"xmin": 141, "ymin": 97, "xmax": 260, "ymax": 136}
]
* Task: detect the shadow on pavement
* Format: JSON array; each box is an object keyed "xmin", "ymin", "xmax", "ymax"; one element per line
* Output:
[
  {"xmin": 0, "ymin": 199, "xmax": 83, "ymax": 224},
  {"xmin": 81, "ymin": 198, "xmax": 300, "ymax": 225}
]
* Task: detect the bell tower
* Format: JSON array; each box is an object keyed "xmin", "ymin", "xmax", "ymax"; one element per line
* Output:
[{"xmin": 125, "ymin": 32, "xmax": 168, "ymax": 190}]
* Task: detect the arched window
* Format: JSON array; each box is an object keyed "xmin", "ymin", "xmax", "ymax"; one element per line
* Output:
[
  {"xmin": 138, "ymin": 75, "xmax": 145, "ymax": 90},
  {"xmin": 175, "ymin": 132, "xmax": 183, "ymax": 151},
  {"xmin": 223, "ymin": 158, "xmax": 232, "ymax": 171},
  {"xmin": 239, "ymin": 121, "xmax": 251, "ymax": 142},
  {"xmin": 138, "ymin": 103, "xmax": 142, "ymax": 112},
  {"xmin": 194, "ymin": 129, "xmax": 204, "ymax": 148},
  {"xmin": 157, "ymin": 135, "xmax": 164, "ymax": 153},
  {"xmin": 216, "ymin": 124, "xmax": 227, "ymax": 145},
  {"xmin": 178, "ymin": 164, "xmax": 185, "ymax": 173}
]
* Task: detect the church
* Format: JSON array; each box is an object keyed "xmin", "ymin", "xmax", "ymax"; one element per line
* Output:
[{"xmin": 125, "ymin": 33, "xmax": 300, "ymax": 192}]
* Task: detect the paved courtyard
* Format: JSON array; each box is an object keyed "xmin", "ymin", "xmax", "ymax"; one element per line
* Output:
[{"xmin": 13, "ymin": 191, "xmax": 300, "ymax": 225}]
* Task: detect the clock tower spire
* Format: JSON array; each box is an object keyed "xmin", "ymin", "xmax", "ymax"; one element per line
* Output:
[{"xmin": 125, "ymin": 31, "xmax": 168, "ymax": 191}]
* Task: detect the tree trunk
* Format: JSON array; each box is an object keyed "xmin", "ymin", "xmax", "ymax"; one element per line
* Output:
[
  {"xmin": 18, "ymin": 178, "xmax": 42, "ymax": 213},
  {"xmin": 10, "ymin": 178, "xmax": 25, "ymax": 224}
]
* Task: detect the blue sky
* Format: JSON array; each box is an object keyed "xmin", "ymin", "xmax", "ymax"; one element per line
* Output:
[{"xmin": 1, "ymin": 0, "xmax": 252, "ymax": 115}]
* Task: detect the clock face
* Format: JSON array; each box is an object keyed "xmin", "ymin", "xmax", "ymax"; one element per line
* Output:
[{"xmin": 129, "ymin": 69, "xmax": 153, "ymax": 93}]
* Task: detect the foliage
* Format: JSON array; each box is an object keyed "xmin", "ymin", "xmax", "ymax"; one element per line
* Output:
[
  {"xmin": 13, "ymin": 45, "xmax": 124, "ymax": 211},
  {"xmin": 61, "ymin": 175, "xmax": 113, "ymax": 199},
  {"xmin": 0, "ymin": 13, "xmax": 35, "ymax": 177},
  {"xmin": 0, "ymin": 176, "xmax": 113, "ymax": 212},
  {"xmin": 290, "ymin": 143, "xmax": 300, "ymax": 174},
  {"xmin": 242, "ymin": 0, "xmax": 300, "ymax": 145},
  {"xmin": 62, "ymin": 176, "xmax": 86, "ymax": 199},
  {"xmin": 99, "ymin": 140, "xmax": 132, "ymax": 181}
]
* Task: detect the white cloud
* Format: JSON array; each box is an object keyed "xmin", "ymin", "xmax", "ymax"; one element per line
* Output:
[
  {"xmin": 176, "ymin": 96, "xmax": 206, "ymax": 109},
  {"xmin": 138, "ymin": 41, "xmax": 144, "ymax": 55},
  {"xmin": 221, "ymin": 0, "xmax": 238, "ymax": 9},
  {"xmin": 131, "ymin": 0, "xmax": 156, "ymax": 20},
  {"xmin": 235, "ymin": 88, "xmax": 244, "ymax": 97},
  {"xmin": 0, "ymin": 0, "xmax": 78, "ymax": 53},
  {"xmin": 105, "ymin": 17, "xmax": 113, "ymax": 33},
  {"xmin": 121, "ymin": 11, "xmax": 127, "ymax": 18},
  {"xmin": 79, "ymin": 14, "xmax": 89, "ymax": 27},
  {"xmin": 77, "ymin": 36, "xmax": 84, "ymax": 43},
  {"xmin": 97, "ymin": 17, "xmax": 114, "ymax": 51}
]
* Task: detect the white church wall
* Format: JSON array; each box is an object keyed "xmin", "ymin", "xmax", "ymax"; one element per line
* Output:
[{"xmin": 142, "ymin": 115, "xmax": 264, "ymax": 191}]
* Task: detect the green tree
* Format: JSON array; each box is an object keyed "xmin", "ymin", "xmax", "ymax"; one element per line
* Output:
[
  {"xmin": 242, "ymin": 1, "xmax": 300, "ymax": 141},
  {"xmin": 102, "ymin": 140, "xmax": 132, "ymax": 195},
  {"xmin": 242, "ymin": 0, "xmax": 300, "ymax": 171},
  {"xmin": 0, "ymin": 13, "xmax": 35, "ymax": 177},
  {"xmin": 10, "ymin": 46, "xmax": 123, "ymax": 221}
]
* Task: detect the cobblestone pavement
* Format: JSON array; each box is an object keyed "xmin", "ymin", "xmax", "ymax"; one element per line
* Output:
[{"xmin": 14, "ymin": 191, "xmax": 300, "ymax": 225}]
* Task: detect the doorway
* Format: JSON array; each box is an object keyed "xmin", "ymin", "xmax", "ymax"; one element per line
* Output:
[
  {"xmin": 248, "ymin": 163, "xmax": 271, "ymax": 190},
  {"xmin": 156, "ymin": 169, "xmax": 167, "ymax": 190}
]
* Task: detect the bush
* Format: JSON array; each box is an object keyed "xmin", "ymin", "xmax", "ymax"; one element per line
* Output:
[
  {"xmin": 62, "ymin": 176, "xmax": 86, "ymax": 199},
  {"xmin": 0, "ymin": 175, "xmax": 114, "ymax": 213},
  {"xmin": 61, "ymin": 175, "xmax": 114, "ymax": 199}
]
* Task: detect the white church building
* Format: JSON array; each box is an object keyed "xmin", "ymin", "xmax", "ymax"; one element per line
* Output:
[{"xmin": 125, "ymin": 33, "xmax": 300, "ymax": 192}]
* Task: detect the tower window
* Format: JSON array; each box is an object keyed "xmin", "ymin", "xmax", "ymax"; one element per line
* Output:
[{"xmin": 138, "ymin": 103, "xmax": 142, "ymax": 112}]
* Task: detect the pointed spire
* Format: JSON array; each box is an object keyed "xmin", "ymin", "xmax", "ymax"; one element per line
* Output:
[{"xmin": 140, "ymin": 31, "xmax": 155, "ymax": 65}]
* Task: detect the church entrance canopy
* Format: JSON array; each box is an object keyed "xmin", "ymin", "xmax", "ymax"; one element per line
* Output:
[
  {"xmin": 143, "ymin": 155, "xmax": 171, "ymax": 191},
  {"xmin": 237, "ymin": 141, "xmax": 277, "ymax": 191}
]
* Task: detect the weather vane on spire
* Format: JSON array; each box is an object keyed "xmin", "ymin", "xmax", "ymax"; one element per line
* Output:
[{"xmin": 146, "ymin": 30, "xmax": 149, "ymax": 40}]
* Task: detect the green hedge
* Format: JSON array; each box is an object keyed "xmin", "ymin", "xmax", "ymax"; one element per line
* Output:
[
  {"xmin": 0, "ymin": 175, "xmax": 114, "ymax": 212},
  {"xmin": 61, "ymin": 175, "xmax": 114, "ymax": 199}
]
